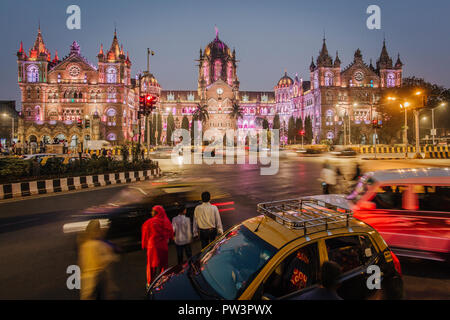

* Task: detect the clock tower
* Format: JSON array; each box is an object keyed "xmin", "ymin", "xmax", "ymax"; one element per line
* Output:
[{"xmin": 197, "ymin": 29, "xmax": 239, "ymax": 131}]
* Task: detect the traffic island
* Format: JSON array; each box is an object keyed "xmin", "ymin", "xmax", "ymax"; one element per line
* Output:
[{"xmin": 0, "ymin": 168, "xmax": 162, "ymax": 200}]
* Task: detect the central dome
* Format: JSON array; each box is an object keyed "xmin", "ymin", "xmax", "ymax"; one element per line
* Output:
[
  {"xmin": 204, "ymin": 34, "xmax": 231, "ymax": 58},
  {"xmin": 277, "ymin": 72, "xmax": 293, "ymax": 87}
]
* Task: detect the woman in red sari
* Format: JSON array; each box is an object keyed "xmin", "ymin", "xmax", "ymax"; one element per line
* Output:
[{"xmin": 142, "ymin": 205, "xmax": 174, "ymax": 287}]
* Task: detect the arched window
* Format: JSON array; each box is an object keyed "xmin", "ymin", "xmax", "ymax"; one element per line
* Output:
[
  {"xmin": 107, "ymin": 87, "xmax": 116, "ymax": 99},
  {"xmin": 106, "ymin": 133, "xmax": 117, "ymax": 141},
  {"xmin": 106, "ymin": 67, "xmax": 117, "ymax": 83},
  {"xmin": 325, "ymin": 72, "xmax": 334, "ymax": 86},
  {"xmin": 106, "ymin": 108, "xmax": 116, "ymax": 126},
  {"xmin": 27, "ymin": 65, "xmax": 39, "ymax": 83},
  {"xmin": 387, "ymin": 73, "xmax": 395, "ymax": 88}
]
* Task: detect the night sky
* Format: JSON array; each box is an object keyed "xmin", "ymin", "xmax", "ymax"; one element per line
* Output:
[{"xmin": 1, "ymin": 0, "xmax": 449, "ymax": 110}]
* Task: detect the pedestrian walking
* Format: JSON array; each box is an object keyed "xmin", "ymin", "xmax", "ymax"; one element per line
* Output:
[
  {"xmin": 320, "ymin": 161, "xmax": 336, "ymax": 194},
  {"xmin": 78, "ymin": 219, "xmax": 119, "ymax": 300},
  {"xmin": 141, "ymin": 205, "xmax": 174, "ymax": 288},
  {"xmin": 172, "ymin": 205, "xmax": 193, "ymax": 265},
  {"xmin": 193, "ymin": 191, "xmax": 223, "ymax": 249}
]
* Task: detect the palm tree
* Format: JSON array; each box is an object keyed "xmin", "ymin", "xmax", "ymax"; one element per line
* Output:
[
  {"xmin": 229, "ymin": 103, "xmax": 243, "ymax": 120},
  {"xmin": 193, "ymin": 104, "xmax": 209, "ymax": 124}
]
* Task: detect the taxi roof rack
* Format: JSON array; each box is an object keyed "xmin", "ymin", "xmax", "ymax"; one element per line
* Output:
[{"xmin": 256, "ymin": 198, "xmax": 353, "ymax": 234}]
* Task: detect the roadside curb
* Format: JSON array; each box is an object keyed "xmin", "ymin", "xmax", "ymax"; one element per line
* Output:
[{"xmin": 0, "ymin": 168, "xmax": 162, "ymax": 200}]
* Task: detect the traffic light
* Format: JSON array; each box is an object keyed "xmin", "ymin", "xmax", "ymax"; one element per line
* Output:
[
  {"xmin": 85, "ymin": 118, "xmax": 90, "ymax": 129},
  {"xmin": 145, "ymin": 94, "xmax": 157, "ymax": 114},
  {"xmin": 299, "ymin": 130, "xmax": 305, "ymax": 136},
  {"xmin": 77, "ymin": 118, "xmax": 82, "ymax": 129}
]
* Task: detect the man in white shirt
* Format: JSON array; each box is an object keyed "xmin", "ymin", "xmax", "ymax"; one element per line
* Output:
[
  {"xmin": 172, "ymin": 205, "xmax": 193, "ymax": 265},
  {"xmin": 193, "ymin": 191, "xmax": 223, "ymax": 249}
]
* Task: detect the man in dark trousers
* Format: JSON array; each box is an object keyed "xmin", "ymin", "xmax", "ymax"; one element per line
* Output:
[{"xmin": 193, "ymin": 191, "xmax": 223, "ymax": 249}]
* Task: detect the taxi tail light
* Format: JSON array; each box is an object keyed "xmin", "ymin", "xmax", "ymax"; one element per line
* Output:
[{"xmin": 391, "ymin": 251, "xmax": 402, "ymax": 276}]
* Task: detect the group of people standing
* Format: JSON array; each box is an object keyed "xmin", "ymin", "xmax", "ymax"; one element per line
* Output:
[
  {"xmin": 141, "ymin": 191, "xmax": 223, "ymax": 288},
  {"xmin": 78, "ymin": 190, "xmax": 224, "ymax": 299}
]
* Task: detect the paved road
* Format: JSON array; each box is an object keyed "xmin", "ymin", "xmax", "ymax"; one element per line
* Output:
[{"xmin": 0, "ymin": 154, "xmax": 448, "ymax": 299}]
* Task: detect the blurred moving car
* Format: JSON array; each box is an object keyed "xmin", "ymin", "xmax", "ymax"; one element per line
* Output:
[
  {"xmin": 69, "ymin": 183, "xmax": 233, "ymax": 252},
  {"xmin": 312, "ymin": 168, "xmax": 450, "ymax": 262},
  {"xmin": 296, "ymin": 148, "xmax": 323, "ymax": 156},
  {"xmin": 331, "ymin": 148, "xmax": 358, "ymax": 157},
  {"xmin": 147, "ymin": 198, "xmax": 403, "ymax": 300},
  {"xmin": 346, "ymin": 168, "xmax": 450, "ymax": 262}
]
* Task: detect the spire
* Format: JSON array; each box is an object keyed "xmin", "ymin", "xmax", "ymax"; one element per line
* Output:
[
  {"xmin": 19, "ymin": 41, "xmax": 24, "ymax": 53},
  {"xmin": 108, "ymin": 29, "xmax": 120, "ymax": 59},
  {"xmin": 32, "ymin": 25, "xmax": 46, "ymax": 55},
  {"xmin": 377, "ymin": 38, "xmax": 392, "ymax": 69},
  {"xmin": 395, "ymin": 53, "xmax": 403, "ymax": 68},
  {"xmin": 334, "ymin": 50, "xmax": 341, "ymax": 67},
  {"xmin": 317, "ymin": 38, "xmax": 333, "ymax": 67},
  {"xmin": 369, "ymin": 58, "xmax": 375, "ymax": 71},
  {"xmin": 309, "ymin": 56, "xmax": 316, "ymax": 72},
  {"xmin": 98, "ymin": 44, "xmax": 104, "ymax": 56},
  {"xmin": 53, "ymin": 49, "xmax": 59, "ymax": 62},
  {"xmin": 354, "ymin": 48, "xmax": 363, "ymax": 62},
  {"xmin": 70, "ymin": 41, "xmax": 80, "ymax": 55},
  {"xmin": 215, "ymin": 25, "xmax": 219, "ymax": 39}
]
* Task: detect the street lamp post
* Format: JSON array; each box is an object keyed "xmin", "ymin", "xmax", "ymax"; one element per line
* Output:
[{"xmin": 430, "ymin": 103, "xmax": 447, "ymax": 145}]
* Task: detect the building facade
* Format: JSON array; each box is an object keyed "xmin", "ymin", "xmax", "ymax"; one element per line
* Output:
[
  {"xmin": 17, "ymin": 28, "xmax": 138, "ymax": 148},
  {"xmin": 17, "ymin": 28, "xmax": 403, "ymax": 147}
]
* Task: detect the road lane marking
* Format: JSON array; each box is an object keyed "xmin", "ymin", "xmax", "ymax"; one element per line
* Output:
[{"xmin": 129, "ymin": 187, "xmax": 149, "ymax": 196}]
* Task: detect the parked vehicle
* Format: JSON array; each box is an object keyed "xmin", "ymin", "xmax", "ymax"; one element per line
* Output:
[{"xmin": 147, "ymin": 198, "xmax": 403, "ymax": 300}]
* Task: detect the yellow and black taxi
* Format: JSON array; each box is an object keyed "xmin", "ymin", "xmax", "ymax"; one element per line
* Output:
[{"xmin": 147, "ymin": 198, "xmax": 403, "ymax": 300}]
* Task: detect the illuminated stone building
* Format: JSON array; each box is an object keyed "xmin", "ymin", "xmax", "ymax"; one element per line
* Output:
[
  {"xmin": 17, "ymin": 28, "xmax": 137, "ymax": 147},
  {"xmin": 16, "ymin": 28, "xmax": 403, "ymax": 146}
]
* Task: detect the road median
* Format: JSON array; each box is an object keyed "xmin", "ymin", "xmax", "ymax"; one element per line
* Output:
[{"xmin": 0, "ymin": 168, "xmax": 162, "ymax": 200}]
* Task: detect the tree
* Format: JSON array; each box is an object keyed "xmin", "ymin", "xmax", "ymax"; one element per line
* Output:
[
  {"xmin": 295, "ymin": 117, "xmax": 303, "ymax": 143},
  {"xmin": 166, "ymin": 112, "xmax": 175, "ymax": 146},
  {"xmin": 379, "ymin": 76, "xmax": 450, "ymax": 144},
  {"xmin": 151, "ymin": 113, "xmax": 157, "ymax": 145},
  {"xmin": 193, "ymin": 104, "xmax": 209, "ymax": 125},
  {"xmin": 273, "ymin": 114, "xmax": 280, "ymax": 130},
  {"xmin": 156, "ymin": 112, "xmax": 162, "ymax": 145},
  {"xmin": 229, "ymin": 103, "xmax": 243, "ymax": 120},
  {"xmin": 181, "ymin": 115, "xmax": 189, "ymax": 131},
  {"xmin": 287, "ymin": 116, "xmax": 295, "ymax": 144},
  {"xmin": 304, "ymin": 116, "xmax": 313, "ymax": 144}
]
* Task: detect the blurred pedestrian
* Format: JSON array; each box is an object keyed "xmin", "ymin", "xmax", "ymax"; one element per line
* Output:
[
  {"xmin": 193, "ymin": 191, "xmax": 223, "ymax": 249},
  {"xmin": 320, "ymin": 161, "xmax": 336, "ymax": 194},
  {"xmin": 297, "ymin": 261, "xmax": 343, "ymax": 300},
  {"xmin": 15, "ymin": 140, "xmax": 22, "ymax": 156},
  {"xmin": 142, "ymin": 205, "xmax": 174, "ymax": 288},
  {"xmin": 172, "ymin": 205, "xmax": 193, "ymax": 265},
  {"xmin": 335, "ymin": 167, "xmax": 346, "ymax": 194},
  {"xmin": 31, "ymin": 141, "xmax": 37, "ymax": 154},
  {"xmin": 352, "ymin": 162, "xmax": 362, "ymax": 182},
  {"xmin": 78, "ymin": 219, "xmax": 119, "ymax": 300}
]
